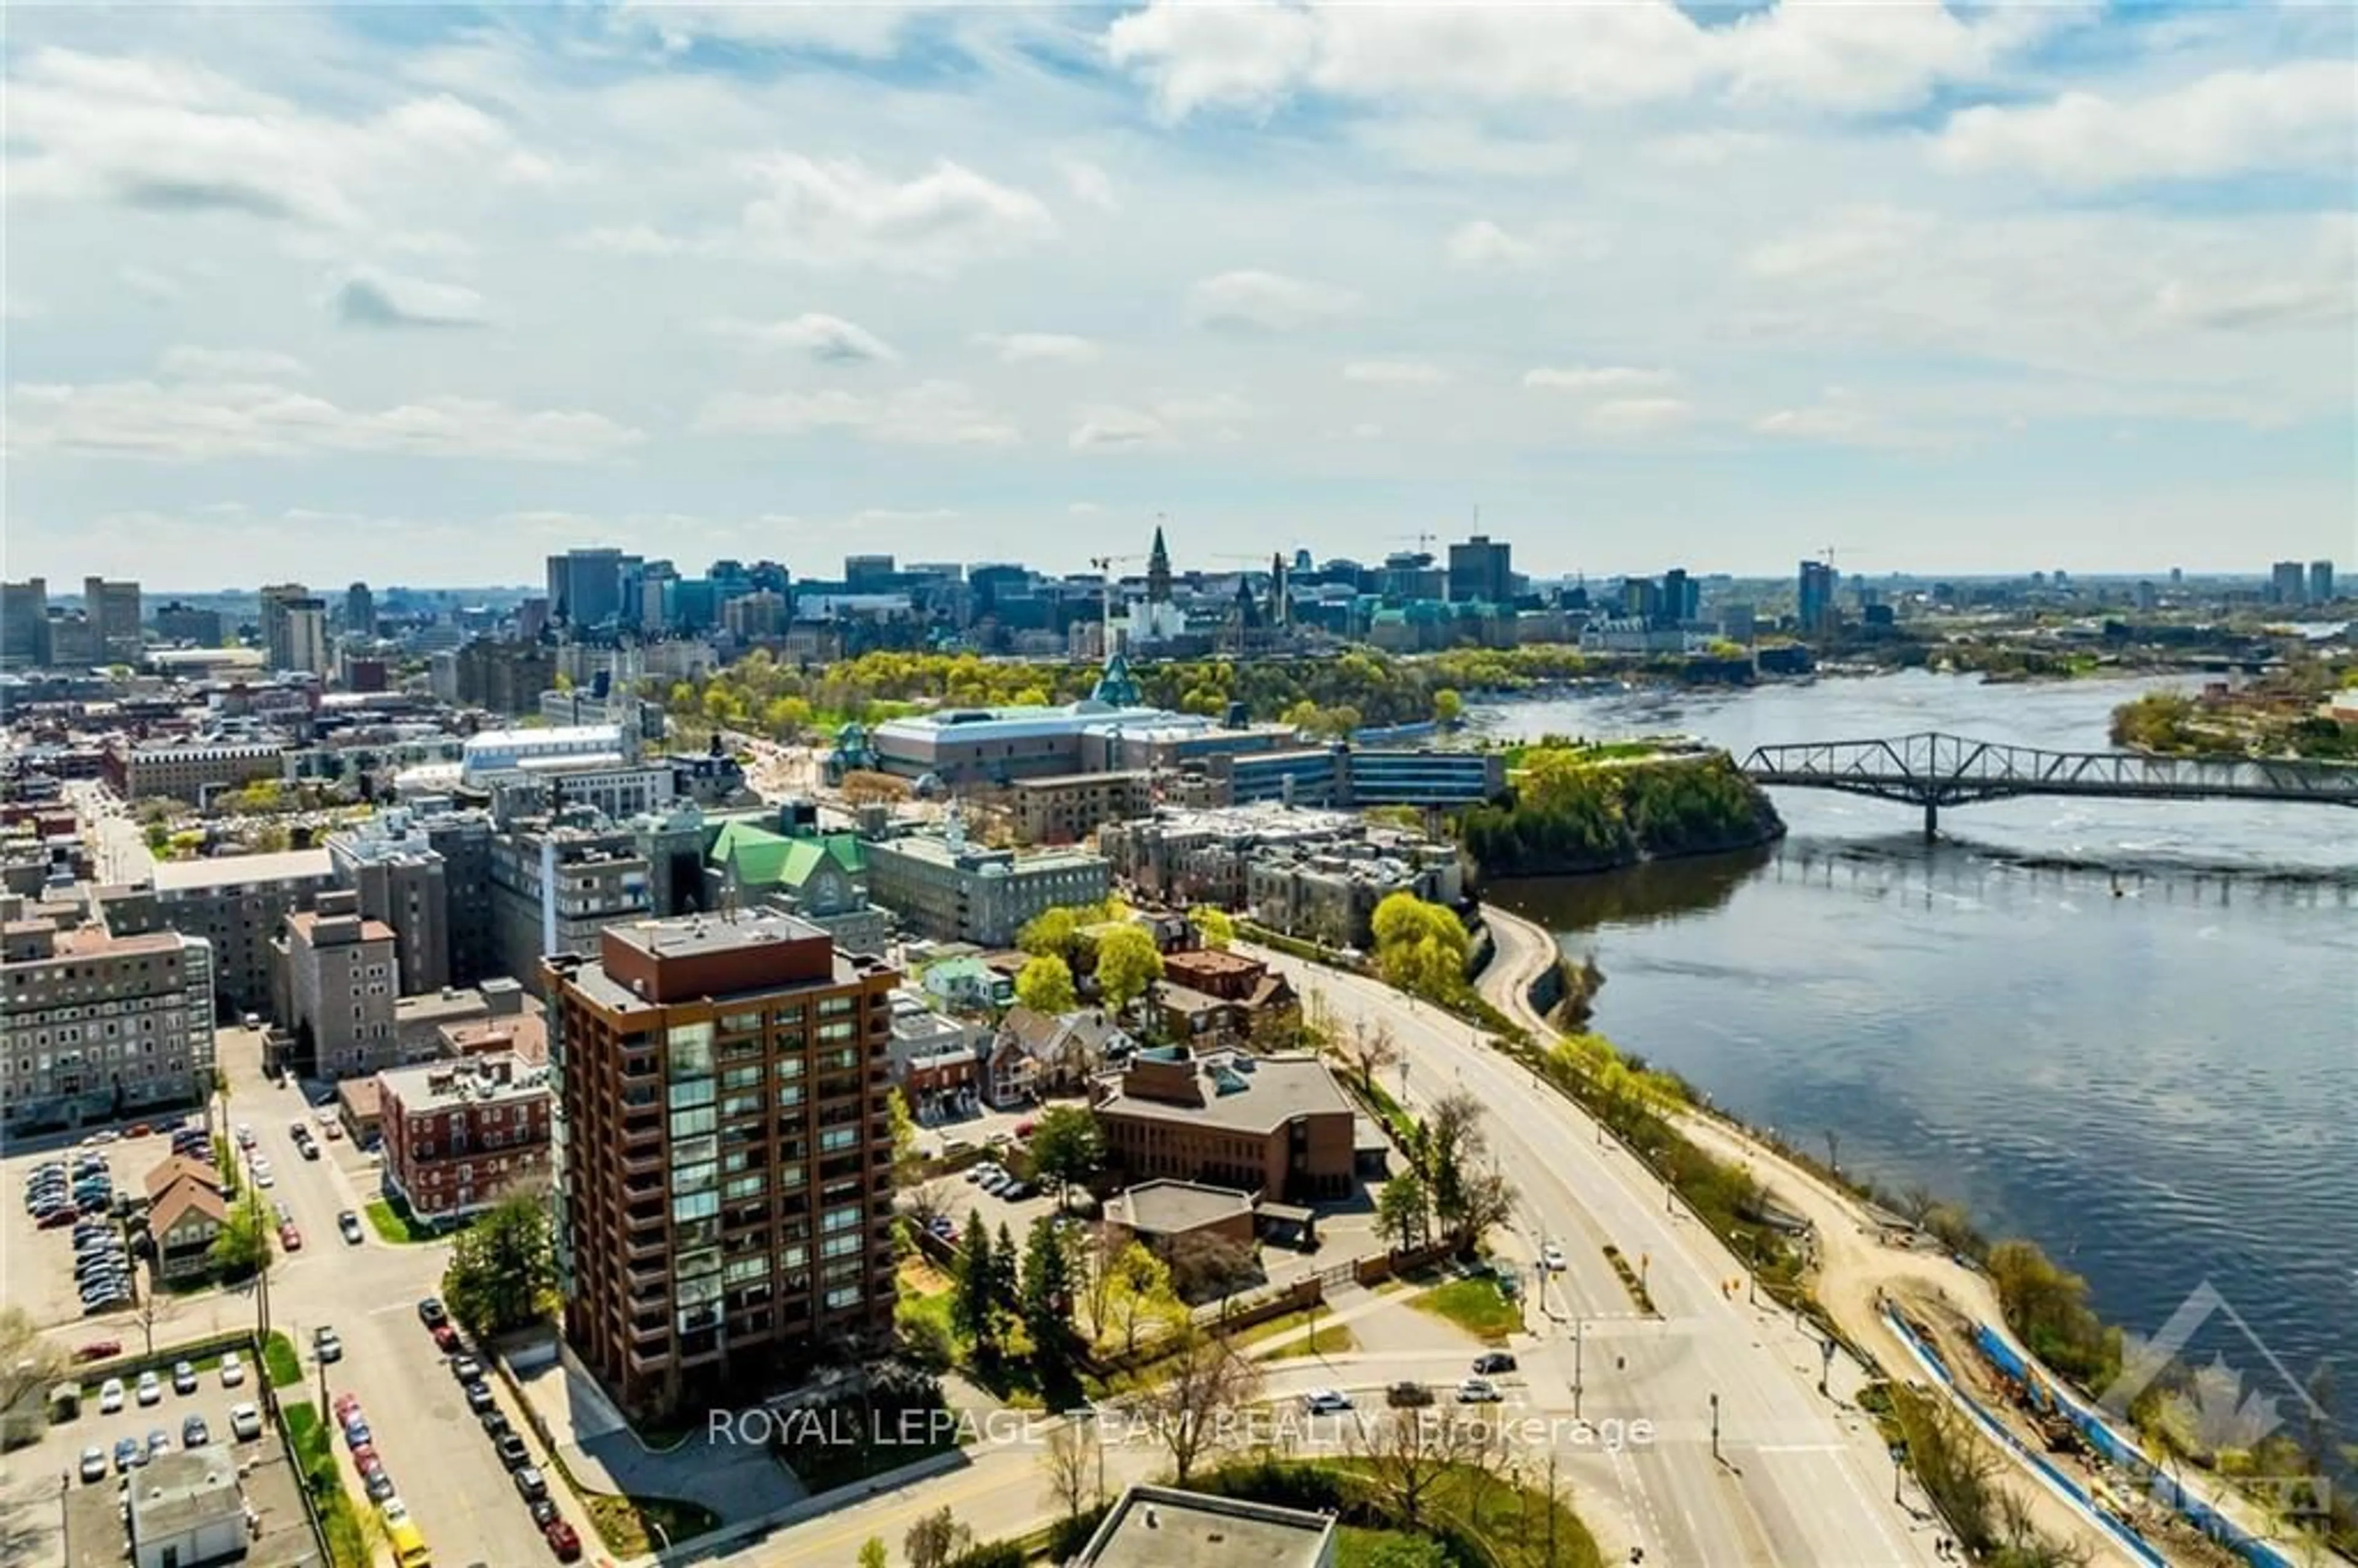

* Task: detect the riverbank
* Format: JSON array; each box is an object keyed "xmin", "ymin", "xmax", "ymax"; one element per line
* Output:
[
  {"xmin": 1476, "ymin": 901, "xmax": 2349, "ymax": 1564},
  {"xmin": 1457, "ymin": 750, "xmax": 1785, "ymax": 880}
]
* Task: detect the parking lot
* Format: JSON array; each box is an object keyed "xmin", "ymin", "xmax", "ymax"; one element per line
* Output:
[
  {"xmin": 0, "ymin": 1348, "xmax": 306, "ymax": 1568},
  {"xmin": 3, "ymin": 1132, "xmax": 164, "ymax": 1329}
]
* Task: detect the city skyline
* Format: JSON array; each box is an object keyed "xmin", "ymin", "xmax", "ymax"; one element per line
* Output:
[{"xmin": 5, "ymin": 5, "xmax": 2352, "ymax": 585}]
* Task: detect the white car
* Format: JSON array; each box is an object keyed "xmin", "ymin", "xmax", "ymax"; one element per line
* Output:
[
  {"xmin": 219, "ymin": 1351, "xmax": 246, "ymax": 1388},
  {"xmin": 98, "ymin": 1376, "xmax": 125, "ymax": 1413},
  {"xmin": 252, "ymin": 1163, "xmax": 275, "ymax": 1189},
  {"xmin": 1541, "ymin": 1243, "xmax": 1566, "ymax": 1272},
  {"xmin": 136, "ymin": 1370, "xmax": 162, "ymax": 1406},
  {"xmin": 1457, "ymin": 1376, "xmax": 1503, "ymax": 1404},
  {"xmin": 1301, "ymin": 1388, "xmax": 1352, "ymax": 1414},
  {"xmin": 379, "ymin": 1497, "xmax": 410, "ymax": 1526},
  {"xmin": 228, "ymin": 1402, "xmax": 262, "ymax": 1442}
]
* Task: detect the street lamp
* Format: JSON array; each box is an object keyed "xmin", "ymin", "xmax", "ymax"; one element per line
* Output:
[
  {"xmin": 1709, "ymin": 1392, "xmax": 1721, "ymax": 1463},
  {"xmin": 1573, "ymin": 1318, "xmax": 1584, "ymax": 1419}
]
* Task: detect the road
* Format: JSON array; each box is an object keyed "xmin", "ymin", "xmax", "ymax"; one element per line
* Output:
[
  {"xmin": 1260, "ymin": 949, "xmax": 1948, "ymax": 1568},
  {"xmin": 1474, "ymin": 907, "xmax": 2139, "ymax": 1568},
  {"xmin": 65, "ymin": 778, "xmax": 154, "ymax": 886}
]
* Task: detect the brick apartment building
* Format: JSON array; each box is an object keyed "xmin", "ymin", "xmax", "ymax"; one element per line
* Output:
[
  {"xmin": 1153, "ymin": 948, "xmax": 1298, "ymax": 1045},
  {"xmin": 271, "ymin": 891, "xmax": 399, "ymax": 1079},
  {"xmin": 546, "ymin": 912, "xmax": 900, "ymax": 1422},
  {"xmin": 1092, "ymin": 1048, "xmax": 1356, "ymax": 1201},
  {"xmin": 377, "ymin": 1054, "xmax": 553, "ymax": 1224},
  {"xmin": 1, "ymin": 919, "xmax": 216, "ymax": 1133},
  {"xmin": 1009, "ymin": 771, "xmax": 1151, "ymax": 845}
]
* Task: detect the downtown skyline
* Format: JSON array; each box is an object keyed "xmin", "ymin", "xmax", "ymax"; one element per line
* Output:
[{"xmin": 4, "ymin": 4, "xmax": 2352, "ymax": 586}]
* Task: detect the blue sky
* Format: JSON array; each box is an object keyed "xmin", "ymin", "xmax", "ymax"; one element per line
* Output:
[{"xmin": 4, "ymin": 2, "xmax": 2351, "ymax": 588}]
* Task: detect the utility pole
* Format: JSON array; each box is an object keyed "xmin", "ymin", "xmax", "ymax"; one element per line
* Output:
[
  {"xmin": 1710, "ymin": 1392, "xmax": 1721, "ymax": 1463},
  {"xmin": 1573, "ymin": 1318, "xmax": 1584, "ymax": 1419},
  {"xmin": 1823, "ymin": 1129, "xmax": 1840, "ymax": 1179}
]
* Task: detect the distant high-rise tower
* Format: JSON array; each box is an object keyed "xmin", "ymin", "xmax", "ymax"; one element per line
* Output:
[
  {"xmin": 1146, "ymin": 524, "xmax": 1173, "ymax": 604},
  {"xmin": 0, "ymin": 578, "xmax": 49, "ymax": 668},
  {"xmin": 1798, "ymin": 560, "xmax": 1840, "ymax": 634},
  {"xmin": 1267, "ymin": 552, "xmax": 1289, "ymax": 626},
  {"xmin": 2310, "ymin": 561, "xmax": 2335, "ymax": 604},
  {"xmin": 344, "ymin": 581, "xmax": 375, "ymax": 638},
  {"xmin": 259, "ymin": 583, "xmax": 311, "ymax": 670},
  {"xmin": 83, "ymin": 577, "xmax": 142, "ymax": 663},
  {"xmin": 1447, "ymin": 535, "xmax": 1513, "ymax": 605},
  {"xmin": 2270, "ymin": 561, "xmax": 2306, "ymax": 605}
]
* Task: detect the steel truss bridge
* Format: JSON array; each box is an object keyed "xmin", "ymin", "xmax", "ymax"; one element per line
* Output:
[{"xmin": 1740, "ymin": 732, "xmax": 2358, "ymax": 838}]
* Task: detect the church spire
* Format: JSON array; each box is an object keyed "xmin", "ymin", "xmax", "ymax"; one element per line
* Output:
[{"xmin": 1146, "ymin": 520, "xmax": 1173, "ymax": 604}]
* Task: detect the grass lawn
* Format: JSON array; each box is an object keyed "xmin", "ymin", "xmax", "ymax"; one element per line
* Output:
[
  {"xmin": 1265, "ymin": 1322, "xmax": 1358, "ymax": 1361},
  {"xmin": 578, "ymin": 1491, "xmax": 721, "ymax": 1556},
  {"xmin": 1410, "ymin": 1276, "xmax": 1523, "ymax": 1344},
  {"xmin": 364, "ymin": 1197, "xmax": 434, "ymax": 1244},
  {"xmin": 283, "ymin": 1400, "xmax": 370, "ymax": 1568},
  {"xmin": 262, "ymin": 1330, "xmax": 302, "ymax": 1389}
]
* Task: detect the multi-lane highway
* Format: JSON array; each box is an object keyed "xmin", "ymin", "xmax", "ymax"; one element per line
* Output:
[{"xmin": 1260, "ymin": 951, "xmax": 1947, "ymax": 1567}]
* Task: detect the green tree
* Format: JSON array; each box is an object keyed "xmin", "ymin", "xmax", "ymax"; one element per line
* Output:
[
  {"xmin": 857, "ymin": 1537, "xmax": 888, "ymax": 1568},
  {"xmin": 1370, "ymin": 891, "xmax": 1470, "ymax": 999},
  {"xmin": 1019, "ymin": 1217, "xmax": 1077, "ymax": 1373},
  {"xmin": 1188, "ymin": 907, "xmax": 1235, "ymax": 950},
  {"xmin": 953, "ymin": 1225, "xmax": 1002, "ymax": 1360},
  {"xmin": 440, "ymin": 1189, "xmax": 556, "ymax": 1337},
  {"xmin": 993, "ymin": 1221, "xmax": 1021, "ymax": 1310},
  {"xmin": 904, "ymin": 1506, "xmax": 971, "ymax": 1568},
  {"xmin": 1094, "ymin": 925, "xmax": 1164, "ymax": 1014},
  {"xmin": 887, "ymin": 1088, "xmax": 924, "ymax": 1188},
  {"xmin": 209, "ymin": 1190, "xmax": 273, "ymax": 1279},
  {"xmin": 1431, "ymin": 687, "xmax": 1465, "ymax": 724},
  {"xmin": 1017, "ymin": 907, "xmax": 1083, "ymax": 961},
  {"xmin": 1102, "ymin": 1241, "xmax": 1184, "ymax": 1355},
  {"xmin": 1376, "ymin": 1170, "xmax": 1431, "ymax": 1252},
  {"xmin": 1028, "ymin": 1106, "xmax": 1104, "ymax": 1208},
  {"xmin": 1014, "ymin": 953, "xmax": 1078, "ymax": 1015},
  {"xmin": 1, "ymin": 1305, "xmax": 65, "ymax": 1427}
]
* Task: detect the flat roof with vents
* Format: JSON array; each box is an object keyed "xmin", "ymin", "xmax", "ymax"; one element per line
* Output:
[{"xmin": 1070, "ymin": 1483, "xmax": 1336, "ymax": 1568}]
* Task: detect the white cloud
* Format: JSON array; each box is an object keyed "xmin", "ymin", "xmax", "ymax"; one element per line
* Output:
[
  {"xmin": 1524, "ymin": 365, "xmax": 1678, "ymax": 393},
  {"xmin": 712, "ymin": 312, "xmax": 900, "ymax": 364},
  {"xmin": 617, "ymin": 1, "xmax": 925, "ymax": 58},
  {"xmin": 1186, "ymin": 269, "xmax": 1361, "ymax": 334},
  {"xmin": 118, "ymin": 265, "xmax": 184, "ymax": 302},
  {"xmin": 5, "ymin": 47, "xmax": 552, "ymax": 228},
  {"xmin": 332, "ymin": 265, "xmax": 487, "ymax": 328},
  {"xmin": 1935, "ymin": 58, "xmax": 2357, "ymax": 189},
  {"xmin": 1447, "ymin": 220, "xmax": 1539, "ymax": 268},
  {"xmin": 975, "ymin": 332, "xmax": 1100, "ymax": 365},
  {"xmin": 158, "ymin": 346, "xmax": 307, "ymax": 379},
  {"xmin": 1745, "ymin": 206, "xmax": 1936, "ymax": 279},
  {"xmin": 1059, "ymin": 157, "xmax": 1119, "ymax": 212},
  {"xmin": 1343, "ymin": 359, "xmax": 1451, "ymax": 387},
  {"xmin": 8, "ymin": 370, "xmax": 641, "ymax": 462},
  {"xmin": 1105, "ymin": 1, "xmax": 2076, "ymax": 120},
  {"xmin": 1068, "ymin": 501, "xmax": 1107, "ymax": 517},
  {"xmin": 1578, "ymin": 397, "xmax": 1695, "ymax": 436},
  {"xmin": 695, "ymin": 381, "xmax": 1021, "ymax": 447},
  {"xmin": 732, "ymin": 154, "xmax": 1054, "ymax": 273},
  {"xmin": 1752, "ymin": 389, "xmax": 1910, "ymax": 446},
  {"xmin": 1069, "ymin": 406, "xmax": 1175, "ymax": 452}
]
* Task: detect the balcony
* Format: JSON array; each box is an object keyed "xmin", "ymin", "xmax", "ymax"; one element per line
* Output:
[
  {"xmin": 626, "ymin": 1259, "xmax": 667, "ymax": 1291},
  {"xmin": 625, "ymin": 1228, "xmax": 667, "ymax": 1263},
  {"xmin": 620, "ymin": 1114, "xmax": 661, "ymax": 1146}
]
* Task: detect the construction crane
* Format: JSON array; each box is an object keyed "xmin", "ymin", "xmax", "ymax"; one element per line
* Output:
[
  {"xmin": 1087, "ymin": 553, "xmax": 1143, "ymax": 646},
  {"xmin": 1820, "ymin": 544, "xmax": 1864, "ymax": 570},
  {"xmin": 1389, "ymin": 531, "xmax": 1438, "ymax": 554}
]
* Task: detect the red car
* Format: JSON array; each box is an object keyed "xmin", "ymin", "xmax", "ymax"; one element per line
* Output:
[
  {"xmin": 77, "ymin": 1339, "xmax": 122, "ymax": 1362},
  {"xmin": 279, "ymin": 1224, "xmax": 303, "ymax": 1251},
  {"xmin": 332, "ymin": 1392, "xmax": 364, "ymax": 1422},
  {"xmin": 352, "ymin": 1445, "xmax": 383, "ymax": 1478},
  {"xmin": 545, "ymin": 1520, "xmax": 582, "ymax": 1562},
  {"xmin": 431, "ymin": 1322, "xmax": 460, "ymax": 1352},
  {"xmin": 37, "ymin": 1206, "xmax": 79, "ymax": 1228}
]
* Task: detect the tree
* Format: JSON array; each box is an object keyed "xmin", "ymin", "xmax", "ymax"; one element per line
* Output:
[
  {"xmin": 1425, "ymin": 1091, "xmax": 1517, "ymax": 1253},
  {"xmin": 209, "ymin": 1191, "xmax": 273, "ymax": 1279},
  {"xmin": 1019, "ymin": 1218, "xmax": 1078, "ymax": 1373},
  {"xmin": 904, "ymin": 1505, "xmax": 971, "ymax": 1568},
  {"xmin": 1014, "ymin": 953, "xmax": 1078, "ymax": 1016},
  {"xmin": 1018, "ymin": 907, "xmax": 1083, "ymax": 961},
  {"xmin": 1028, "ymin": 1106, "xmax": 1104, "ymax": 1208},
  {"xmin": 857, "ymin": 1537, "xmax": 889, "ymax": 1568},
  {"xmin": 1040, "ymin": 1420, "xmax": 1102, "ymax": 1523},
  {"xmin": 1431, "ymin": 688, "xmax": 1465, "ymax": 724},
  {"xmin": 1165, "ymin": 1232, "xmax": 1258, "ymax": 1303},
  {"xmin": 1376, "ymin": 1170, "xmax": 1431, "ymax": 1252},
  {"xmin": 1102, "ymin": 1241, "xmax": 1183, "ymax": 1354},
  {"xmin": 441, "ymin": 1188, "xmax": 556, "ymax": 1338},
  {"xmin": 1355, "ymin": 1406, "xmax": 1502, "ymax": 1530},
  {"xmin": 1370, "ymin": 892, "xmax": 1470, "ymax": 999},
  {"xmin": 903, "ymin": 1176, "xmax": 954, "ymax": 1231},
  {"xmin": 952, "ymin": 1225, "xmax": 1002, "ymax": 1360},
  {"xmin": 1188, "ymin": 907, "xmax": 1235, "ymax": 950},
  {"xmin": 992, "ymin": 1222, "xmax": 1021, "ymax": 1310},
  {"xmin": 887, "ymin": 1088, "xmax": 924, "ymax": 1188},
  {"xmin": 1138, "ymin": 1327, "xmax": 1261, "ymax": 1483},
  {"xmin": 1342, "ymin": 1017, "xmax": 1399, "ymax": 1094},
  {"xmin": 0, "ymin": 1305, "xmax": 64, "ymax": 1430},
  {"xmin": 1094, "ymin": 925, "xmax": 1164, "ymax": 1014}
]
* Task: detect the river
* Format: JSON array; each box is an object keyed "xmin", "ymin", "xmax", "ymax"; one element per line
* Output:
[{"xmin": 1479, "ymin": 670, "xmax": 2357, "ymax": 1453}]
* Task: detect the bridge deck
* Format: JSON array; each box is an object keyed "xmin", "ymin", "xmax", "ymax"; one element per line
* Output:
[{"xmin": 1740, "ymin": 732, "xmax": 2358, "ymax": 810}]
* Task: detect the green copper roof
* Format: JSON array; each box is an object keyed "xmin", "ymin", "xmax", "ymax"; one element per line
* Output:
[{"xmin": 710, "ymin": 819, "xmax": 863, "ymax": 889}]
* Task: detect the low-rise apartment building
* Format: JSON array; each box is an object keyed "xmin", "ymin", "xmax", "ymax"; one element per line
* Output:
[
  {"xmin": 104, "ymin": 740, "xmax": 288, "ymax": 804},
  {"xmin": 378, "ymin": 1052, "xmax": 553, "ymax": 1223},
  {"xmin": 151, "ymin": 848, "xmax": 335, "ymax": 1019},
  {"xmin": 1010, "ymin": 771, "xmax": 1151, "ymax": 845},
  {"xmin": 1, "ymin": 920, "xmax": 216, "ymax": 1133},
  {"xmin": 863, "ymin": 818, "xmax": 1110, "ymax": 947}
]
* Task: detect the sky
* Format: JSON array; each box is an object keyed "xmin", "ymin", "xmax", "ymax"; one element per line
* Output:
[{"xmin": 4, "ymin": 2, "xmax": 2353, "ymax": 590}]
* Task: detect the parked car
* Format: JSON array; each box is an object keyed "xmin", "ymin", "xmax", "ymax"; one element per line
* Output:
[
  {"xmin": 332, "ymin": 1391, "xmax": 363, "ymax": 1422},
  {"xmin": 432, "ymin": 1322, "xmax": 461, "ymax": 1352},
  {"xmin": 173, "ymin": 1360, "xmax": 197, "ymax": 1395},
  {"xmin": 1456, "ymin": 1376, "xmax": 1503, "ymax": 1404},
  {"xmin": 417, "ymin": 1298, "xmax": 447, "ymax": 1327},
  {"xmin": 449, "ymin": 1355, "xmax": 483, "ymax": 1383},
  {"xmin": 493, "ymin": 1432, "xmax": 531, "ymax": 1470},
  {"xmin": 112, "ymin": 1435, "xmax": 140, "ymax": 1473},
  {"xmin": 314, "ymin": 1327, "xmax": 343, "ymax": 1363},
  {"xmin": 147, "ymin": 1427, "xmax": 171, "ymax": 1459},
  {"xmin": 464, "ymin": 1381, "xmax": 497, "ymax": 1415},
  {"xmin": 352, "ymin": 1445, "xmax": 383, "ymax": 1477},
  {"xmin": 1387, "ymin": 1381, "xmax": 1435, "ymax": 1407},
  {"xmin": 230, "ymin": 1402, "xmax": 262, "ymax": 1442},
  {"xmin": 181, "ymin": 1414, "xmax": 210, "ymax": 1446},
  {"xmin": 235, "ymin": 1125, "xmax": 255, "ymax": 1149},
  {"xmin": 545, "ymin": 1519, "xmax": 583, "ymax": 1562},
  {"xmin": 366, "ymin": 1470, "xmax": 399, "ymax": 1502},
  {"xmin": 98, "ymin": 1377, "xmax": 125, "ymax": 1414},
  {"xmin": 344, "ymin": 1419, "xmax": 373, "ymax": 1449},
  {"xmin": 79, "ymin": 1446, "xmax": 107, "ymax": 1483},
  {"xmin": 296, "ymin": 1139, "xmax": 321, "ymax": 1162},
  {"xmin": 528, "ymin": 1497, "xmax": 560, "ymax": 1529},
  {"xmin": 1541, "ymin": 1242, "xmax": 1567, "ymax": 1272},
  {"xmin": 513, "ymin": 1465, "xmax": 548, "ymax": 1501},
  {"xmin": 339, "ymin": 1211, "xmax": 364, "ymax": 1245},
  {"xmin": 1301, "ymin": 1388, "xmax": 1352, "ymax": 1414},
  {"xmin": 135, "ymin": 1370, "xmax": 161, "ymax": 1406},
  {"xmin": 76, "ymin": 1339, "xmax": 121, "ymax": 1362},
  {"xmin": 1472, "ymin": 1352, "xmax": 1517, "ymax": 1375},
  {"xmin": 481, "ymin": 1409, "xmax": 512, "ymax": 1440},
  {"xmin": 281, "ymin": 1224, "xmax": 303, "ymax": 1251},
  {"xmin": 219, "ymin": 1351, "xmax": 245, "ymax": 1388},
  {"xmin": 321, "ymin": 1121, "xmax": 343, "ymax": 1140}
]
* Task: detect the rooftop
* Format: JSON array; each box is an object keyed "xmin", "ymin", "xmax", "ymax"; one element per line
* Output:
[
  {"xmin": 1107, "ymin": 1179, "xmax": 1256, "ymax": 1236},
  {"xmin": 152, "ymin": 847, "xmax": 334, "ymax": 892},
  {"xmin": 378, "ymin": 1053, "xmax": 551, "ymax": 1112},
  {"xmin": 607, "ymin": 909, "xmax": 827, "ymax": 962},
  {"xmin": 1096, "ymin": 1052, "xmax": 1352, "ymax": 1136},
  {"xmin": 1071, "ymin": 1484, "xmax": 1336, "ymax": 1568}
]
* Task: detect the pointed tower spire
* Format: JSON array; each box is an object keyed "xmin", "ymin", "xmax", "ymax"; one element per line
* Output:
[{"xmin": 1146, "ymin": 519, "xmax": 1173, "ymax": 605}]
